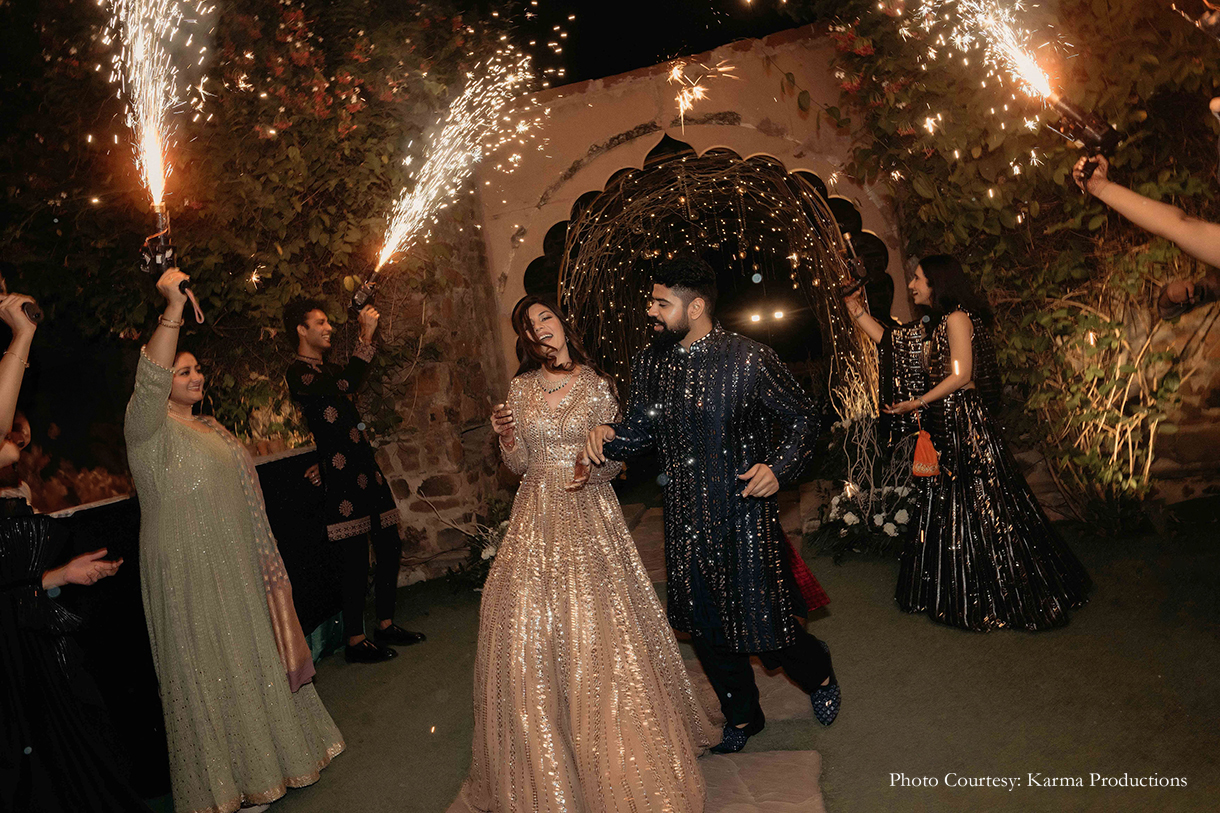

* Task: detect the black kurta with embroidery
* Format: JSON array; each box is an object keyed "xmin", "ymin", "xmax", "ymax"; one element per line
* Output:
[
  {"xmin": 287, "ymin": 343, "xmax": 399, "ymax": 542},
  {"xmin": 603, "ymin": 324, "xmax": 819, "ymax": 653}
]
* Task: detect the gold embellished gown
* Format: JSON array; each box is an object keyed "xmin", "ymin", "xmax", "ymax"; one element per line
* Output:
[
  {"xmin": 125, "ymin": 350, "xmax": 344, "ymax": 813},
  {"xmin": 455, "ymin": 367, "xmax": 714, "ymax": 813}
]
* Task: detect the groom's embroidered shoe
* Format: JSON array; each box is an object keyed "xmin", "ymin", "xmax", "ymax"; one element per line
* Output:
[
  {"xmin": 709, "ymin": 712, "xmax": 765, "ymax": 754},
  {"xmin": 810, "ymin": 641, "xmax": 840, "ymax": 726}
]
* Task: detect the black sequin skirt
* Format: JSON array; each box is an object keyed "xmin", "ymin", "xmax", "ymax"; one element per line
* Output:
[{"xmin": 896, "ymin": 389, "xmax": 1091, "ymax": 631}]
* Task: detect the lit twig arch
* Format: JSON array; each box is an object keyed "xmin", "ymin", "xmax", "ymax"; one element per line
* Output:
[{"xmin": 558, "ymin": 146, "xmax": 878, "ymax": 419}]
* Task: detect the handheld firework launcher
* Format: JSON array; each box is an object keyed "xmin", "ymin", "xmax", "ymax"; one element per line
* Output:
[
  {"xmin": 1045, "ymin": 92, "xmax": 1123, "ymax": 180},
  {"xmin": 0, "ymin": 279, "xmax": 42, "ymax": 325},
  {"xmin": 350, "ymin": 269, "xmax": 381, "ymax": 314},
  {"xmin": 140, "ymin": 203, "xmax": 186, "ymax": 293}
]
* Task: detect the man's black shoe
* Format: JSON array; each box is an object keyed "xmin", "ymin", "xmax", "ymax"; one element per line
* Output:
[
  {"xmin": 344, "ymin": 639, "xmax": 398, "ymax": 663},
  {"xmin": 709, "ymin": 712, "xmax": 765, "ymax": 754},
  {"xmin": 374, "ymin": 624, "xmax": 427, "ymax": 646}
]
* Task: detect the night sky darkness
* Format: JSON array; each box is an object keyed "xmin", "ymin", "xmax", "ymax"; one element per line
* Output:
[{"xmin": 495, "ymin": 0, "xmax": 801, "ymax": 87}]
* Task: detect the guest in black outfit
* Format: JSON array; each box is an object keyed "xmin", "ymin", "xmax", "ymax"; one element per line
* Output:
[
  {"xmin": 284, "ymin": 299, "xmax": 425, "ymax": 664},
  {"xmin": 849, "ymin": 255, "xmax": 1091, "ymax": 630},
  {"xmin": 0, "ymin": 292, "xmax": 151, "ymax": 813},
  {"xmin": 585, "ymin": 257, "xmax": 839, "ymax": 754},
  {"xmin": 856, "ymin": 273, "xmax": 927, "ymax": 447}
]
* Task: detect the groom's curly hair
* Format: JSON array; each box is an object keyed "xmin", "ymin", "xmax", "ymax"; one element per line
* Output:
[{"xmin": 654, "ymin": 256, "xmax": 718, "ymax": 316}]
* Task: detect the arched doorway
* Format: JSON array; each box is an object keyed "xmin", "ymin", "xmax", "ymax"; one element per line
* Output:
[{"xmin": 524, "ymin": 135, "xmax": 886, "ymax": 416}]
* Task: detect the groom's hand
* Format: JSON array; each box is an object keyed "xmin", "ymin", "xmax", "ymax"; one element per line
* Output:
[
  {"xmin": 585, "ymin": 425, "xmax": 616, "ymax": 465},
  {"xmin": 739, "ymin": 464, "xmax": 778, "ymax": 498}
]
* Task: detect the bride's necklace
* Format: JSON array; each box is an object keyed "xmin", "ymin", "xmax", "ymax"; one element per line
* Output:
[{"xmin": 539, "ymin": 370, "xmax": 574, "ymax": 394}]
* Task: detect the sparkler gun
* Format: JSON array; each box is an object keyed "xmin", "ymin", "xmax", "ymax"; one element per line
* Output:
[
  {"xmin": 140, "ymin": 203, "xmax": 179, "ymax": 281},
  {"xmin": 1045, "ymin": 92, "xmax": 1123, "ymax": 181},
  {"xmin": 350, "ymin": 269, "xmax": 381, "ymax": 314},
  {"xmin": 0, "ymin": 279, "xmax": 42, "ymax": 324},
  {"xmin": 140, "ymin": 203, "xmax": 204, "ymax": 321}
]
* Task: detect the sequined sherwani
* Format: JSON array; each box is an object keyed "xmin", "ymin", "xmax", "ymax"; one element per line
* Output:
[
  {"xmin": 604, "ymin": 324, "xmax": 819, "ymax": 653},
  {"xmin": 287, "ymin": 343, "xmax": 399, "ymax": 542}
]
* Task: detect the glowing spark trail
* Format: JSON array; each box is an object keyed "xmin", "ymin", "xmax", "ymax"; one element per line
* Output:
[
  {"xmin": 104, "ymin": 0, "xmax": 213, "ymax": 207},
  {"xmin": 668, "ymin": 60, "xmax": 737, "ymax": 131},
  {"xmin": 896, "ymin": 0, "xmax": 1057, "ymax": 98},
  {"xmin": 376, "ymin": 52, "xmax": 538, "ymax": 271},
  {"xmin": 975, "ymin": 7, "xmax": 1054, "ymax": 98}
]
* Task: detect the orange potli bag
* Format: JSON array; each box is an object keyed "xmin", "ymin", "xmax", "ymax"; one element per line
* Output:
[{"xmin": 912, "ymin": 412, "xmax": 940, "ymax": 477}]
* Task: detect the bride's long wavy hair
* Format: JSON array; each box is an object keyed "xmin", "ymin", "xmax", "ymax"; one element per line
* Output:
[{"xmin": 510, "ymin": 296, "xmax": 616, "ymax": 396}]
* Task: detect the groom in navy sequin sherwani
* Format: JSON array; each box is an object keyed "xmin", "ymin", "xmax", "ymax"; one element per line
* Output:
[{"xmin": 586, "ymin": 257, "xmax": 840, "ymax": 753}]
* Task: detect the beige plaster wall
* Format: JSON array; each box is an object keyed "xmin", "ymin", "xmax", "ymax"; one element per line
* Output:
[{"xmin": 475, "ymin": 25, "xmax": 910, "ymax": 379}]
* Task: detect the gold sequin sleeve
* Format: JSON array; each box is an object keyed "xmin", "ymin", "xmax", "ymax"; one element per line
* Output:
[{"xmin": 499, "ymin": 376, "xmax": 529, "ymax": 475}]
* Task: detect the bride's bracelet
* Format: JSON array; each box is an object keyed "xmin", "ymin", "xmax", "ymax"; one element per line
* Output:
[{"xmin": 158, "ymin": 314, "xmax": 185, "ymax": 329}]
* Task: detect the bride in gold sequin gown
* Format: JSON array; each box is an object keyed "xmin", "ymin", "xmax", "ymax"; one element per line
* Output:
[{"xmin": 452, "ymin": 298, "xmax": 714, "ymax": 813}]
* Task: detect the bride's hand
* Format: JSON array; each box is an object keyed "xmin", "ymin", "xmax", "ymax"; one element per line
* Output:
[{"xmin": 491, "ymin": 403, "xmax": 516, "ymax": 445}]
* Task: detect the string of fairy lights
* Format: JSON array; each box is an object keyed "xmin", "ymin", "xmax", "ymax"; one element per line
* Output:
[{"xmin": 559, "ymin": 149, "xmax": 877, "ymax": 415}]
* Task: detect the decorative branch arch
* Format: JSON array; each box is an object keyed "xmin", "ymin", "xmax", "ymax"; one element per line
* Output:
[
  {"xmin": 475, "ymin": 26, "xmax": 910, "ymax": 406},
  {"xmin": 520, "ymin": 135, "xmax": 885, "ymax": 416}
]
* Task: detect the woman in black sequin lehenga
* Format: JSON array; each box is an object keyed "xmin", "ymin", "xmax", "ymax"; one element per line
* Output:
[
  {"xmin": 850, "ymin": 255, "xmax": 1091, "ymax": 631},
  {"xmin": 0, "ymin": 293, "xmax": 153, "ymax": 813}
]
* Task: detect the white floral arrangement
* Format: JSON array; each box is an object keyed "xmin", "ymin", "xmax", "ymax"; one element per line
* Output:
[
  {"xmin": 805, "ymin": 411, "xmax": 919, "ymax": 561},
  {"xmin": 447, "ymin": 500, "xmax": 512, "ymax": 590},
  {"xmin": 809, "ymin": 481, "xmax": 915, "ymax": 560}
]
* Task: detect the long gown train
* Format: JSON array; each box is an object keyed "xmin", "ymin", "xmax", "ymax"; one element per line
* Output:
[
  {"xmin": 894, "ymin": 311, "xmax": 1091, "ymax": 630},
  {"xmin": 454, "ymin": 367, "xmax": 714, "ymax": 813}
]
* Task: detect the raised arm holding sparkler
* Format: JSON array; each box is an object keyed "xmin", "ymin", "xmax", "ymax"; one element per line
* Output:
[
  {"xmin": 1073, "ymin": 154, "xmax": 1220, "ymax": 270},
  {"xmin": 1073, "ymin": 131, "xmax": 1220, "ymax": 321}
]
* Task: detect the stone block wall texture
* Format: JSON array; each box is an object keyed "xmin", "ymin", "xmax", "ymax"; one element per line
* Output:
[
  {"xmin": 1149, "ymin": 305, "xmax": 1220, "ymax": 501},
  {"xmin": 364, "ymin": 195, "xmax": 515, "ymax": 583}
]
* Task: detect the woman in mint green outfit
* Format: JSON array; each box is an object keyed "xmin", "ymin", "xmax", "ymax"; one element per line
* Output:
[{"xmin": 126, "ymin": 268, "xmax": 343, "ymax": 813}]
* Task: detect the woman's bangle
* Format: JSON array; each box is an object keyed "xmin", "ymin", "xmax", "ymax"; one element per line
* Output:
[
  {"xmin": 852, "ymin": 310, "xmax": 865, "ymax": 320},
  {"xmin": 917, "ymin": 395, "xmax": 928, "ymax": 407},
  {"xmin": 3, "ymin": 351, "xmax": 29, "ymax": 369},
  {"xmin": 158, "ymin": 315, "xmax": 184, "ymax": 329}
]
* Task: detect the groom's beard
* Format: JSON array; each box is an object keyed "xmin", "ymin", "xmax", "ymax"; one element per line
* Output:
[{"xmin": 649, "ymin": 315, "xmax": 690, "ymax": 349}]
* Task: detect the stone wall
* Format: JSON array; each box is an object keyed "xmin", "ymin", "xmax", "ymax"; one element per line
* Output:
[
  {"xmin": 367, "ymin": 194, "xmax": 514, "ymax": 583},
  {"xmin": 1149, "ymin": 303, "xmax": 1220, "ymax": 502}
]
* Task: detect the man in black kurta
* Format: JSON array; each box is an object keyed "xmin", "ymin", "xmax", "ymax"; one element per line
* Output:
[
  {"xmin": 587, "ymin": 257, "xmax": 840, "ymax": 752},
  {"xmin": 285, "ymin": 299, "xmax": 424, "ymax": 663}
]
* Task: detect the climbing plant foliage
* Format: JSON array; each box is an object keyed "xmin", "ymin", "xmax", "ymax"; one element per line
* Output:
[
  {"xmin": 1, "ymin": 0, "xmax": 505, "ymax": 441},
  {"xmin": 784, "ymin": 0, "xmax": 1220, "ymax": 525}
]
